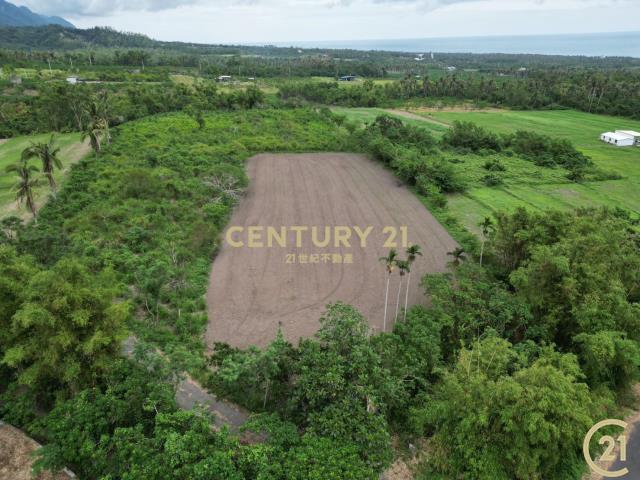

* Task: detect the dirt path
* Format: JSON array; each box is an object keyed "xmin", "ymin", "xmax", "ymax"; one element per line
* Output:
[
  {"xmin": 385, "ymin": 109, "xmax": 450, "ymax": 127},
  {"xmin": 205, "ymin": 153, "xmax": 458, "ymax": 349},
  {"xmin": 0, "ymin": 421, "xmax": 75, "ymax": 480}
]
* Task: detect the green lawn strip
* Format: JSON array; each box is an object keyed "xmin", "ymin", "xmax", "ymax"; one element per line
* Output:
[{"xmin": 0, "ymin": 132, "xmax": 85, "ymax": 215}]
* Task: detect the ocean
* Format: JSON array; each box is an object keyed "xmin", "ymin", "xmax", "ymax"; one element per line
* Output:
[{"xmin": 276, "ymin": 31, "xmax": 640, "ymax": 58}]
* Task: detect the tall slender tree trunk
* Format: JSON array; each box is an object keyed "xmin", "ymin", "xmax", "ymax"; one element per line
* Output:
[
  {"xmin": 263, "ymin": 379, "xmax": 270, "ymax": 409},
  {"xmin": 383, "ymin": 275, "xmax": 390, "ymax": 332},
  {"xmin": 403, "ymin": 273, "xmax": 411, "ymax": 322},
  {"xmin": 27, "ymin": 193, "xmax": 36, "ymax": 220},
  {"xmin": 479, "ymin": 240, "xmax": 485, "ymax": 267},
  {"xmin": 394, "ymin": 277, "xmax": 403, "ymax": 325}
]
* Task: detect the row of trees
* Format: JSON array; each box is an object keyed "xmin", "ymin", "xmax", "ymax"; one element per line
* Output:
[
  {"xmin": 379, "ymin": 245, "xmax": 422, "ymax": 331},
  {"xmin": 4, "ymin": 97, "xmax": 110, "ymax": 219},
  {"xmin": 0, "ymin": 80, "xmax": 265, "ymax": 137},
  {"xmin": 279, "ymin": 69, "xmax": 640, "ymax": 118}
]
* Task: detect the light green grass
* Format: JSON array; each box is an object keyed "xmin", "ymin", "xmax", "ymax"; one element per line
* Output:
[
  {"xmin": 0, "ymin": 133, "xmax": 88, "ymax": 218},
  {"xmin": 331, "ymin": 107, "xmax": 447, "ymax": 134},
  {"xmin": 412, "ymin": 109, "xmax": 640, "ymax": 229},
  {"xmin": 427, "ymin": 109, "xmax": 640, "ymax": 176}
]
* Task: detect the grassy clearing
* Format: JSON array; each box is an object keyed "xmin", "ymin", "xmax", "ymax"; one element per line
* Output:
[
  {"xmin": 422, "ymin": 109, "xmax": 640, "ymax": 229},
  {"xmin": 331, "ymin": 106, "xmax": 447, "ymax": 134},
  {"xmin": 425, "ymin": 109, "xmax": 640, "ymax": 174},
  {"xmin": 0, "ymin": 133, "xmax": 89, "ymax": 217},
  {"xmin": 336, "ymin": 107, "xmax": 640, "ymax": 230}
]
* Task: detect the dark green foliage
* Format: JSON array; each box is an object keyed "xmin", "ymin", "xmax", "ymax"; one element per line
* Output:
[
  {"xmin": 442, "ymin": 121, "xmax": 502, "ymax": 152},
  {"xmin": 422, "ymin": 263, "xmax": 532, "ymax": 360},
  {"xmin": 0, "ymin": 247, "xmax": 128, "ymax": 396},
  {"xmin": 214, "ymin": 303, "xmax": 396, "ymax": 475},
  {"xmin": 483, "ymin": 158, "xmax": 506, "ymax": 171},
  {"xmin": 358, "ymin": 115, "xmax": 464, "ymax": 196},
  {"xmin": 0, "ymin": 79, "xmax": 268, "ymax": 137},
  {"xmin": 481, "ymin": 172, "xmax": 503, "ymax": 186},
  {"xmin": 411, "ymin": 337, "xmax": 595, "ymax": 480},
  {"xmin": 503, "ymin": 130, "xmax": 592, "ymax": 170}
]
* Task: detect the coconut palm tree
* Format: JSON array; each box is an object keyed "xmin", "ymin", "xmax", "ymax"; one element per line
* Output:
[
  {"xmin": 6, "ymin": 160, "xmax": 40, "ymax": 219},
  {"xmin": 403, "ymin": 244, "xmax": 423, "ymax": 322},
  {"xmin": 447, "ymin": 246, "xmax": 465, "ymax": 267},
  {"xmin": 394, "ymin": 260, "xmax": 409, "ymax": 324},
  {"xmin": 81, "ymin": 117, "xmax": 109, "ymax": 155},
  {"xmin": 478, "ymin": 216, "xmax": 495, "ymax": 267},
  {"xmin": 379, "ymin": 248, "xmax": 398, "ymax": 332},
  {"xmin": 82, "ymin": 91, "xmax": 111, "ymax": 155},
  {"xmin": 21, "ymin": 136, "xmax": 62, "ymax": 194}
]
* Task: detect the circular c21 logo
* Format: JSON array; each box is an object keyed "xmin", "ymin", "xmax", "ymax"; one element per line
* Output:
[{"xmin": 583, "ymin": 419, "xmax": 629, "ymax": 478}]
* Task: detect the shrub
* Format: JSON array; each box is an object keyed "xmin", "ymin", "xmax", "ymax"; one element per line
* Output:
[
  {"xmin": 442, "ymin": 121, "xmax": 502, "ymax": 152},
  {"xmin": 483, "ymin": 158, "xmax": 506, "ymax": 172},
  {"xmin": 482, "ymin": 172, "xmax": 504, "ymax": 186}
]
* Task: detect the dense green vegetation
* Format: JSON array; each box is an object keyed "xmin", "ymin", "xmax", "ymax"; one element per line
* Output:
[
  {"xmin": 0, "ymin": 105, "xmax": 638, "ymax": 479},
  {"xmin": 1, "ymin": 26, "xmax": 640, "ymax": 478},
  {"xmin": 0, "ymin": 75, "xmax": 266, "ymax": 137},
  {"xmin": 279, "ymin": 69, "xmax": 640, "ymax": 118}
]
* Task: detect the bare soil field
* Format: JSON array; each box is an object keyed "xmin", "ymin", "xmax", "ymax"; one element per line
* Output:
[
  {"xmin": 205, "ymin": 153, "xmax": 457, "ymax": 348},
  {"xmin": 0, "ymin": 421, "xmax": 74, "ymax": 480}
]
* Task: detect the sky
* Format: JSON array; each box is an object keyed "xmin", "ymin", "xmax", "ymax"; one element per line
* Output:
[{"xmin": 12, "ymin": 0, "xmax": 640, "ymax": 45}]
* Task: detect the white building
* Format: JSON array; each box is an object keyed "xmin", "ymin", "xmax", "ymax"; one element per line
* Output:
[
  {"xmin": 616, "ymin": 130, "xmax": 640, "ymax": 145},
  {"xmin": 600, "ymin": 131, "xmax": 636, "ymax": 147},
  {"xmin": 66, "ymin": 76, "xmax": 78, "ymax": 85}
]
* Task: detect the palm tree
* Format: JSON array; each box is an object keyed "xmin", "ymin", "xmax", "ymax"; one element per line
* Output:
[
  {"xmin": 394, "ymin": 260, "xmax": 409, "ymax": 325},
  {"xmin": 21, "ymin": 136, "xmax": 62, "ymax": 194},
  {"xmin": 379, "ymin": 249, "xmax": 398, "ymax": 333},
  {"xmin": 82, "ymin": 91, "xmax": 111, "ymax": 154},
  {"xmin": 403, "ymin": 244, "xmax": 423, "ymax": 322},
  {"xmin": 478, "ymin": 216, "xmax": 495, "ymax": 267},
  {"xmin": 6, "ymin": 160, "xmax": 40, "ymax": 219},
  {"xmin": 81, "ymin": 117, "xmax": 109, "ymax": 155},
  {"xmin": 447, "ymin": 246, "xmax": 465, "ymax": 267}
]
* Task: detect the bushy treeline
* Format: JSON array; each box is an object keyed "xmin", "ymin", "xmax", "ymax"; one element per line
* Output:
[
  {"xmin": 351, "ymin": 115, "xmax": 463, "ymax": 206},
  {"xmin": 344, "ymin": 115, "xmax": 594, "ymax": 207},
  {"xmin": 443, "ymin": 120, "xmax": 593, "ymax": 177},
  {"xmin": 0, "ymin": 80, "xmax": 264, "ymax": 137},
  {"xmin": 3, "ymin": 25, "xmax": 640, "ymax": 72},
  {"xmin": 279, "ymin": 69, "xmax": 640, "ymax": 118}
]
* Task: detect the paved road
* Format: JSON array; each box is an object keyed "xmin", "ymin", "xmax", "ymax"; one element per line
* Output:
[
  {"xmin": 122, "ymin": 337, "xmax": 249, "ymax": 432},
  {"xmin": 609, "ymin": 425, "xmax": 640, "ymax": 479}
]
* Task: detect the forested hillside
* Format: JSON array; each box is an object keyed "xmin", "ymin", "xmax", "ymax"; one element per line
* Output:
[{"xmin": 0, "ymin": 0, "xmax": 73, "ymax": 28}]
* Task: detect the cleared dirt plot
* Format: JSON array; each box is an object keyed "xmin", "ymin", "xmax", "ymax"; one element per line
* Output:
[
  {"xmin": 0, "ymin": 421, "xmax": 74, "ymax": 480},
  {"xmin": 205, "ymin": 153, "xmax": 457, "ymax": 348}
]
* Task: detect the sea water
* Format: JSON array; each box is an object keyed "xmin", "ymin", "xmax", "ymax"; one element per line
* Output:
[{"xmin": 278, "ymin": 31, "xmax": 640, "ymax": 58}]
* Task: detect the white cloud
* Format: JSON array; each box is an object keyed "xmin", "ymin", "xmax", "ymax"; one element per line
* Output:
[
  {"xmin": 11, "ymin": 0, "xmax": 639, "ymax": 43},
  {"xmin": 15, "ymin": 0, "xmax": 202, "ymax": 16},
  {"xmin": 14, "ymin": 0, "xmax": 631, "ymax": 16}
]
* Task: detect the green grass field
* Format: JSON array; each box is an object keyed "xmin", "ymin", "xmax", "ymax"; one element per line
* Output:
[
  {"xmin": 331, "ymin": 107, "xmax": 449, "ymax": 133},
  {"xmin": 0, "ymin": 133, "xmax": 89, "ymax": 218},
  {"xmin": 422, "ymin": 109, "xmax": 640, "ymax": 229},
  {"xmin": 335, "ymin": 107, "xmax": 640, "ymax": 231}
]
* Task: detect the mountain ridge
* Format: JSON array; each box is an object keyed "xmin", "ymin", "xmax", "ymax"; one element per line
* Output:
[{"xmin": 0, "ymin": 0, "xmax": 74, "ymax": 28}]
